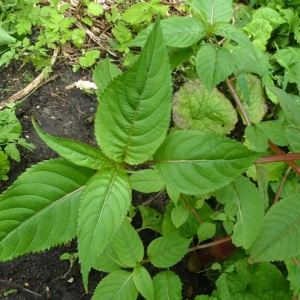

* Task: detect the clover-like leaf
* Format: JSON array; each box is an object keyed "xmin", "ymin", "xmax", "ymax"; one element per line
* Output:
[{"xmin": 172, "ymin": 79, "xmax": 237, "ymax": 135}]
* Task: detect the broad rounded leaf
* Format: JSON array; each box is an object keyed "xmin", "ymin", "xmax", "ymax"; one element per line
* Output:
[
  {"xmin": 197, "ymin": 222, "xmax": 216, "ymax": 243},
  {"xmin": 249, "ymin": 195, "xmax": 300, "ymax": 263},
  {"xmin": 172, "ymin": 79, "xmax": 237, "ymax": 135},
  {"xmin": 95, "ymin": 18, "xmax": 172, "ymax": 165},
  {"xmin": 153, "ymin": 270, "xmax": 182, "ymax": 300},
  {"xmin": 154, "ymin": 131, "xmax": 263, "ymax": 195},
  {"xmin": 147, "ymin": 235, "xmax": 191, "ymax": 268},
  {"xmin": 171, "ymin": 205, "xmax": 189, "ymax": 228},
  {"xmin": 0, "ymin": 28, "xmax": 16, "ymax": 46},
  {"xmin": 92, "ymin": 270, "xmax": 138, "ymax": 300},
  {"xmin": 130, "ymin": 169, "xmax": 166, "ymax": 193},
  {"xmin": 196, "ymin": 44, "xmax": 234, "ymax": 91},
  {"xmin": 33, "ymin": 119, "xmax": 113, "ymax": 170},
  {"xmin": 133, "ymin": 265, "xmax": 154, "ymax": 300},
  {"xmin": 78, "ymin": 167, "xmax": 131, "ymax": 288},
  {"xmin": 0, "ymin": 158, "xmax": 93, "ymax": 262}
]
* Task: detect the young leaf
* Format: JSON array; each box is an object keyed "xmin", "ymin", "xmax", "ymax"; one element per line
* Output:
[
  {"xmin": 111, "ymin": 219, "xmax": 144, "ymax": 268},
  {"xmin": 153, "ymin": 270, "xmax": 182, "ymax": 300},
  {"xmin": 188, "ymin": 0, "xmax": 233, "ymax": 24},
  {"xmin": 130, "ymin": 17, "xmax": 206, "ymax": 48},
  {"xmin": 93, "ymin": 58, "xmax": 121, "ymax": 97},
  {"xmin": 197, "ymin": 222, "xmax": 216, "ymax": 243},
  {"xmin": 147, "ymin": 235, "xmax": 191, "ymax": 268},
  {"xmin": 0, "ymin": 158, "xmax": 94, "ymax": 262},
  {"xmin": 249, "ymin": 194, "xmax": 300, "ymax": 263},
  {"xmin": 172, "ymin": 79, "xmax": 237, "ymax": 135},
  {"xmin": 77, "ymin": 167, "xmax": 131, "ymax": 288},
  {"xmin": 218, "ymin": 176, "xmax": 264, "ymax": 249},
  {"xmin": 139, "ymin": 206, "xmax": 163, "ymax": 234},
  {"xmin": 171, "ymin": 205, "xmax": 189, "ymax": 228},
  {"xmin": 196, "ymin": 44, "xmax": 234, "ymax": 91},
  {"xmin": 92, "ymin": 270, "xmax": 138, "ymax": 300},
  {"xmin": 130, "ymin": 169, "xmax": 166, "ymax": 193},
  {"xmin": 154, "ymin": 130, "xmax": 263, "ymax": 195},
  {"xmin": 95, "ymin": 17, "xmax": 172, "ymax": 165},
  {"xmin": 133, "ymin": 265, "xmax": 154, "ymax": 300},
  {"xmin": 33, "ymin": 119, "xmax": 113, "ymax": 170}
]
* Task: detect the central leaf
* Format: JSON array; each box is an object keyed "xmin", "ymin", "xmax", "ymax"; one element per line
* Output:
[{"xmin": 95, "ymin": 18, "xmax": 172, "ymax": 165}]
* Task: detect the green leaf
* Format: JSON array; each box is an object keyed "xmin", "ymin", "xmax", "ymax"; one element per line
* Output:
[
  {"xmin": 139, "ymin": 206, "xmax": 163, "ymax": 234},
  {"xmin": 236, "ymin": 74, "xmax": 267, "ymax": 124},
  {"xmin": 92, "ymin": 249, "xmax": 122, "ymax": 273},
  {"xmin": 92, "ymin": 270, "xmax": 138, "ymax": 300},
  {"xmin": 147, "ymin": 235, "xmax": 191, "ymax": 268},
  {"xmin": 153, "ymin": 270, "xmax": 182, "ymax": 300},
  {"xmin": 197, "ymin": 222, "xmax": 216, "ymax": 243},
  {"xmin": 33, "ymin": 119, "xmax": 113, "ymax": 170},
  {"xmin": 0, "ymin": 158, "xmax": 93, "ymax": 262},
  {"xmin": 133, "ymin": 265, "xmax": 154, "ymax": 300},
  {"xmin": 215, "ymin": 259, "xmax": 291, "ymax": 300},
  {"xmin": 130, "ymin": 17, "xmax": 206, "ymax": 48},
  {"xmin": 111, "ymin": 219, "xmax": 144, "ymax": 268},
  {"xmin": 87, "ymin": 2, "xmax": 103, "ymax": 16},
  {"xmin": 79, "ymin": 50, "xmax": 100, "ymax": 68},
  {"xmin": 154, "ymin": 130, "xmax": 262, "ymax": 195},
  {"xmin": 0, "ymin": 149, "xmax": 10, "ymax": 180},
  {"xmin": 130, "ymin": 169, "xmax": 166, "ymax": 193},
  {"xmin": 285, "ymin": 255, "xmax": 300, "ymax": 296},
  {"xmin": 171, "ymin": 205, "xmax": 189, "ymax": 228},
  {"xmin": 78, "ymin": 167, "xmax": 131, "ymax": 288},
  {"xmin": 196, "ymin": 44, "xmax": 234, "ymax": 91},
  {"xmin": 249, "ymin": 194, "xmax": 300, "ymax": 263},
  {"xmin": 95, "ymin": 18, "xmax": 172, "ymax": 165},
  {"xmin": 4, "ymin": 143, "xmax": 20, "ymax": 162},
  {"xmin": 172, "ymin": 79, "xmax": 237, "ymax": 135},
  {"xmin": 0, "ymin": 28, "xmax": 16, "ymax": 46},
  {"xmin": 218, "ymin": 176, "xmax": 264, "ymax": 249},
  {"xmin": 122, "ymin": 2, "xmax": 152, "ymax": 24},
  {"xmin": 188, "ymin": 0, "xmax": 233, "ymax": 24}
]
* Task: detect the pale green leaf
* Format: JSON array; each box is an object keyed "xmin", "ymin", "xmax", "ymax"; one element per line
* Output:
[
  {"xmin": 236, "ymin": 74, "xmax": 267, "ymax": 124},
  {"xmin": 139, "ymin": 206, "xmax": 163, "ymax": 234},
  {"xmin": 92, "ymin": 270, "xmax": 138, "ymax": 300},
  {"xmin": 154, "ymin": 130, "xmax": 262, "ymax": 195},
  {"xmin": 188, "ymin": 0, "xmax": 233, "ymax": 24},
  {"xmin": 130, "ymin": 169, "xmax": 166, "ymax": 193},
  {"xmin": 87, "ymin": 2, "xmax": 103, "ymax": 16},
  {"xmin": 93, "ymin": 58, "xmax": 121, "ymax": 97},
  {"xmin": 133, "ymin": 265, "xmax": 154, "ymax": 300},
  {"xmin": 33, "ymin": 119, "xmax": 113, "ymax": 170},
  {"xmin": 147, "ymin": 235, "xmax": 191, "ymax": 268},
  {"xmin": 153, "ymin": 270, "xmax": 182, "ymax": 300},
  {"xmin": 95, "ymin": 18, "xmax": 172, "ymax": 165},
  {"xmin": 130, "ymin": 17, "xmax": 206, "ymax": 48},
  {"xmin": 166, "ymin": 185, "xmax": 180, "ymax": 206},
  {"xmin": 171, "ymin": 205, "xmax": 189, "ymax": 228},
  {"xmin": 122, "ymin": 2, "xmax": 152, "ymax": 24},
  {"xmin": 197, "ymin": 222, "xmax": 216, "ymax": 243},
  {"xmin": 172, "ymin": 79, "xmax": 237, "ymax": 135},
  {"xmin": 92, "ymin": 250, "xmax": 122, "ymax": 273},
  {"xmin": 0, "ymin": 158, "xmax": 93, "ymax": 261},
  {"xmin": 111, "ymin": 219, "xmax": 144, "ymax": 268},
  {"xmin": 0, "ymin": 28, "xmax": 16, "ymax": 46},
  {"xmin": 196, "ymin": 44, "xmax": 234, "ymax": 90},
  {"xmin": 79, "ymin": 50, "xmax": 100, "ymax": 68},
  {"xmin": 4, "ymin": 143, "xmax": 20, "ymax": 162},
  {"xmin": 252, "ymin": 7, "xmax": 285, "ymax": 27},
  {"xmin": 0, "ymin": 149, "xmax": 9, "ymax": 180},
  {"xmin": 249, "ymin": 194, "xmax": 300, "ymax": 263},
  {"xmin": 78, "ymin": 167, "xmax": 131, "ymax": 288}
]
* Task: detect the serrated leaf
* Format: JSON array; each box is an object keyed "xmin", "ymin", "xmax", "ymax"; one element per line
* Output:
[
  {"xmin": 92, "ymin": 270, "xmax": 138, "ymax": 300},
  {"xmin": 130, "ymin": 17, "xmax": 206, "ymax": 48},
  {"xmin": 236, "ymin": 74, "xmax": 267, "ymax": 124},
  {"xmin": 93, "ymin": 58, "xmax": 121, "ymax": 97},
  {"xmin": 188, "ymin": 0, "xmax": 233, "ymax": 24},
  {"xmin": 111, "ymin": 219, "xmax": 144, "ymax": 267},
  {"xmin": 33, "ymin": 119, "xmax": 113, "ymax": 170},
  {"xmin": 130, "ymin": 169, "xmax": 166, "ymax": 193},
  {"xmin": 122, "ymin": 2, "xmax": 152, "ymax": 24},
  {"xmin": 171, "ymin": 205, "xmax": 189, "ymax": 228},
  {"xmin": 154, "ymin": 130, "xmax": 262, "ymax": 195},
  {"xmin": 197, "ymin": 222, "xmax": 216, "ymax": 243},
  {"xmin": 249, "ymin": 194, "xmax": 300, "ymax": 263},
  {"xmin": 133, "ymin": 265, "xmax": 154, "ymax": 300},
  {"xmin": 0, "ymin": 158, "xmax": 94, "ymax": 262},
  {"xmin": 147, "ymin": 235, "xmax": 191, "ymax": 268},
  {"xmin": 78, "ymin": 167, "xmax": 131, "ymax": 288},
  {"xmin": 196, "ymin": 44, "xmax": 234, "ymax": 91},
  {"xmin": 95, "ymin": 18, "xmax": 172, "ymax": 165},
  {"xmin": 172, "ymin": 79, "xmax": 237, "ymax": 135},
  {"xmin": 153, "ymin": 270, "xmax": 182, "ymax": 300},
  {"xmin": 4, "ymin": 143, "xmax": 20, "ymax": 162}
]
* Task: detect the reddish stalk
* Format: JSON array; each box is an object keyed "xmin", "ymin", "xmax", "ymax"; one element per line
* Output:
[
  {"xmin": 181, "ymin": 194, "xmax": 203, "ymax": 224},
  {"xmin": 187, "ymin": 236, "xmax": 232, "ymax": 253}
]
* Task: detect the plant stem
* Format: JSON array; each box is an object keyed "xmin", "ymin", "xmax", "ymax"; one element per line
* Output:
[
  {"xmin": 273, "ymin": 166, "xmax": 291, "ymax": 204},
  {"xmin": 187, "ymin": 236, "xmax": 232, "ymax": 253},
  {"xmin": 181, "ymin": 194, "xmax": 203, "ymax": 224}
]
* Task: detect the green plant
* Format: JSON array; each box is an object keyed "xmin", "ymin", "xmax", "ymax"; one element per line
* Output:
[
  {"xmin": 2, "ymin": 1, "xmax": 300, "ymax": 299},
  {"xmin": 0, "ymin": 107, "xmax": 35, "ymax": 180}
]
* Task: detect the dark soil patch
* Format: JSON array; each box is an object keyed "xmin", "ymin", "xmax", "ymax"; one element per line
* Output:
[{"xmin": 0, "ymin": 62, "xmax": 214, "ymax": 299}]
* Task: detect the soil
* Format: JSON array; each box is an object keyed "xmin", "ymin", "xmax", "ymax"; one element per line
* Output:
[{"xmin": 0, "ymin": 61, "xmax": 214, "ymax": 299}]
